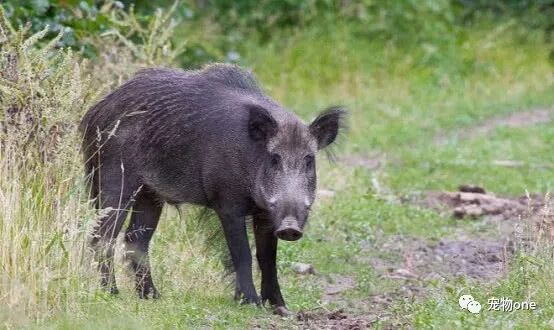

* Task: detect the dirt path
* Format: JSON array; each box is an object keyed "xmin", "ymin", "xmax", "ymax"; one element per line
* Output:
[
  {"xmin": 291, "ymin": 186, "xmax": 551, "ymax": 329},
  {"xmin": 292, "ymin": 108, "xmax": 553, "ymax": 328},
  {"xmin": 433, "ymin": 108, "xmax": 553, "ymax": 145},
  {"xmin": 338, "ymin": 108, "xmax": 554, "ymax": 173}
]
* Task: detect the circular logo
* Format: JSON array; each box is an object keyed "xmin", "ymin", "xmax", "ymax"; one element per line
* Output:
[
  {"xmin": 459, "ymin": 294, "xmax": 474, "ymax": 309},
  {"xmin": 467, "ymin": 301, "xmax": 482, "ymax": 314}
]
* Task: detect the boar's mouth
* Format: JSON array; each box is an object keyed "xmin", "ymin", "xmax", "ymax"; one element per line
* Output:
[{"xmin": 274, "ymin": 216, "xmax": 303, "ymax": 241}]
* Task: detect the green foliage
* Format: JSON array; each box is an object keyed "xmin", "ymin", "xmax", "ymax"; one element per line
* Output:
[
  {"xmin": 207, "ymin": 0, "xmax": 337, "ymax": 39},
  {"xmin": 204, "ymin": 0, "xmax": 552, "ymax": 40},
  {"xmin": 0, "ymin": 2, "xmax": 185, "ymax": 162},
  {"xmin": 205, "ymin": 0, "xmax": 459, "ymax": 44},
  {"xmin": 0, "ymin": 8, "xmax": 95, "ymax": 322},
  {"xmin": 3, "ymin": 0, "xmax": 123, "ymax": 56},
  {"xmin": 1, "ymin": 0, "xmax": 214, "ymax": 66},
  {"xmin": 0, "ymin": 6, "xmax": 92, "ymax": 162},
  {"xmin": 203, "ymin": 0, "xmax": 553, "ymax": 62}
]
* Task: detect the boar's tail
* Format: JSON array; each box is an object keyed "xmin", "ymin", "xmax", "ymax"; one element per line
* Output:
[
  {"xmin": 79, "ymin": 121, "xmax": 100, "ymax": 207},
  {"xmin": 79, "ymin": 94, "xmax": 117, "ymax": 206}
]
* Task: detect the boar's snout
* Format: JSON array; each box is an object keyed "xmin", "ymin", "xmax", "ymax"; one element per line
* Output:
[{"xmin": 275, "ymin": 216, "xmax": 303, "ymax": 241}]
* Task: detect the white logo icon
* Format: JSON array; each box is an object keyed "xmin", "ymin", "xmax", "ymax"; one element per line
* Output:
[
  {"xmin": 459, "ymin": 294, "xmax": 481, "ymax": 314},
  {"xmin": 467, "ymin": 300, "xmax": 482, "ymax": 314},
  {"xmin": 459, "ymin": 294, "xmax": 474, "ymax": 309}
]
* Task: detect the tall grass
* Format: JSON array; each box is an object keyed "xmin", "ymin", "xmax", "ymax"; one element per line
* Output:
[
  {"xmin": 0, "ymin": 143, "xmax": 95, "ymax": 326},
  {"xmin": 0, "ymin": 7, "xmax": 90, "ymax": 324}
]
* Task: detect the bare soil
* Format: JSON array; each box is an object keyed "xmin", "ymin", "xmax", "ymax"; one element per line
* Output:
[
  {"xmin": 293, "ymin": 185, "xmax": 552, "ymax": 329},
  {"xmin": 296, "ymin": 309, "xmax": 376, "ymax": 330},
  {"xmin": 433, "ymin": 108, "xmax": 553, "ymax": 145},
  {"xmin": 370, "ymin": 235, "xmax": 512, "ymax": 283},
  {"xmin": 417, "ymin": 185, "xmax": 549, "ymax": 230}
]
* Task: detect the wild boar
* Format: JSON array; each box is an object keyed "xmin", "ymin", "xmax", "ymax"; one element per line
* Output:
[{"xmin": 80, "ymin": 64, "xmax": 345, "ymax": 314}]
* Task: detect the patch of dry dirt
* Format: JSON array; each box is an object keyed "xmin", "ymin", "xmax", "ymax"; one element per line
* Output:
[
  {"xmin": 417, "ymin": 185, "xmax": 549, "ymax": 227},
  {"xmin": 395, "ymin": 185, "xmax": 554, "ymax": 282},
  {"xmin": 394, "ymin": 186, "xmax": 554, "ymax": 284},
  {"xmin": 289, "ymin": 274, "xmax": 398, "ymax": 329},
  {"xmin": 433, "ymin": 108, "xmax": 553, "ymax": 145},
  {"xmin": 421, "ymin": 191, "xmax": 527, "ymax": 220},
  {"xmin": 288, "ymin": 186, "xmax": 552, "ymax": 328},
  {"xmin": 296, "ymin": 309, "xmax": 376, "ymax": 330},
  {"xmin": 321, "ymin": 275, "xmax": 357, "ymax": 303},
  {"xmin": 295, "ymin": 279, "xmax": 421, "ymax": 329},
  {"xmin": 299, "ymin": 234, "xmax": 506, "ymax": 329},
  {"xmin": 369, "ymin": 235, "xmax": 512, "ymax": 284}
]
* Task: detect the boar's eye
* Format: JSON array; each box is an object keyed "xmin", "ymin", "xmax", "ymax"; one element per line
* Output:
[
  {"xmin": 305, "ymin": 155, "xmax": 315, "ymax": 170},
  {"xmin": 270, "ymin": 153, "xmax": 282, "ymax": 168}
]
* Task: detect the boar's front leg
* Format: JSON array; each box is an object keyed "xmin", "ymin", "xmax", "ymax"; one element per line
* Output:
[
  {"xmin": 254, "ymin": 216, "xmax": 289, "ymax": 316},
  {"xmin": 218, "ymin": 211, "xmax": 260, "ymax": 305}
]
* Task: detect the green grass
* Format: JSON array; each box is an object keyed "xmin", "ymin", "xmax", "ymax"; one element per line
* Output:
[
  {"xmin": 2, "ymin": 12, "xmax": 554, "ymax": 329},
  {"xmin": 389, "ymin": 121, "xmax": 554, "ymax": 195}
]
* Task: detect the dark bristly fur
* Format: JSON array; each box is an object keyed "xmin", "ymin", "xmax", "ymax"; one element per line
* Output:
[{"xmin": 80, "ymin": 63, "xmax": 345, "ymax": 313}]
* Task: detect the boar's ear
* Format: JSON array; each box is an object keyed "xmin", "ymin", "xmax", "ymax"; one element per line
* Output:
[
  {"xmin": 309, "ymin": 106, "xmax": 346, "ymax": 150},
  {"xmin": 248, "ymin": 105, "xmax": 278, "ymax": 142}
]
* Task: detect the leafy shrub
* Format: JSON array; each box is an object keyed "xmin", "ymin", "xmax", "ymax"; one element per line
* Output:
[
  {"xmin": 2, "ymin": 0, "xmax": 214, "ymax": 66},
  {"xmin": 0, "ymin": 1, "xmax": 186, "ymax": 163},
  {"xmin": 0, "ymin": 6, "xmax": 93, "ymax": 162},
  {"xmin": 3, "ymin": 0, "xmax": 125, "ymax": 56},
  {"xmin": 206, "ymin": 0, "xmax": 337, "ymax": 39}
]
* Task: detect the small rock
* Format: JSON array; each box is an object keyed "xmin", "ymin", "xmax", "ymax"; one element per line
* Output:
[
  {"xmin": 453, "ymin": 204, "xmax": 483, "ymax": 218},
  {"xmin": 291, "ymin": 262, "xmax": 315, "ymax": 275},
  {"xmin": 481, "ymin": 203, "xmax": 504, "ymax": 215}
]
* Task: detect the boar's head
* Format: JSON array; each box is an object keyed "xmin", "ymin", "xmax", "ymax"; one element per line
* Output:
[{"xmin": 248, "ymin": 105, "xmax": 346, "ymax": 241}]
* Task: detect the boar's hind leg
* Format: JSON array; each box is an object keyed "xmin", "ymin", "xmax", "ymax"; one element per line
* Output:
[
  {"xmin": 218, "ymin": 211, "xmax": 260, "ymax": 305},
  {"xmin": 90, "ymin": 184, "xmax": 140, "ymax": 295},
  {"xmin": 254, "ymin": 217, "xmax": 286, "ymax": 311},
  {"xmin": 124, "ymin": 189, "xmax": 162, "ymax": 299}
]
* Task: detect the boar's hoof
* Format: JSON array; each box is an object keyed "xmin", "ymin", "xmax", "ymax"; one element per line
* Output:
[{"xmin": 274, "ymin": 306, "xmax": 293, "ymax": 317}]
